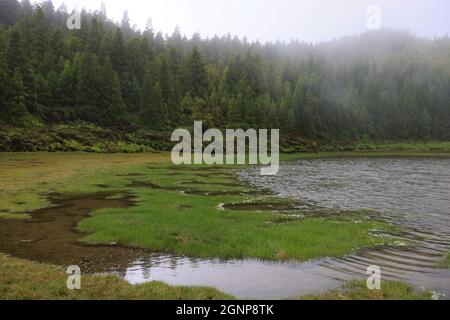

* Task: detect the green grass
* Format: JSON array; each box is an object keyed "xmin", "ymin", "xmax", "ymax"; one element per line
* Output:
[
  {"xmin": 281, "ymin": 150, "xmax": 450, "ymax": 162},
  {"xmin": 297, "ymin": 280, "xmax": 432, "ymax": 300},
  {"xmin": 77, "ymin": 162, "xmax": 392, "ymax": 261},
  {"xmin": 0, "ymin": 152, "xmax": 168, "ymax": 215},
  {"xmin": 281, "ymin": 140, "xmax": 450, "ymax": 154},
  {"xmin": 0, "ymin": 213, "xmax": 30, "ymax": 220},
  {"xmin": 0, "ymin": 254, "xmax": 232, "ymax": 300},
  {"xmin": 0, "ymin": 152, "xmax": 394, "ymax": 261},
  {"xmin": 353, "ymin": 141, "xmax": 450, "ymax": 152},
  {"xmin": 439, "ymin": 252, "xmax": 450, "ymax": 268}
]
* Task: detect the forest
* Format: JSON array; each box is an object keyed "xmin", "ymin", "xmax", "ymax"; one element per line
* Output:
[{"xmin": 1, "ymin": 0, "xmax": 450, "ymax": 152}]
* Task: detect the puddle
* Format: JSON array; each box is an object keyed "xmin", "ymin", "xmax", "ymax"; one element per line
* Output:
[
  {"xmin": 0, "ymin": 193, "xmax": 151, "ymax": 273},
  {"xmin": 96, "ymin": 184, "xmax": 110, "ymax": 189},
  {"xmin": 126, "ymin": 180, "xmax": 186, "ymax": 192},
  {"xmin": 123, "ymin": 255, "xmax": 341, "ymax": 299},
  {"xmin": 126, "ymin": 181, "xmax": 162, "ymax": 189}
]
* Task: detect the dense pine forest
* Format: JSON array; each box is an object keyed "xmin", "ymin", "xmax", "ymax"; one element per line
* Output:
[{"xmin": 1, "ymin": 0, "xmax": 450, "ymax": 152}]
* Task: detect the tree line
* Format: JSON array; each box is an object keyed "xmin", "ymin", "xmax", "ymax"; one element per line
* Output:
[{"xmin": 1, "ymin": 0, "xmax": 450, "ymax": 143}]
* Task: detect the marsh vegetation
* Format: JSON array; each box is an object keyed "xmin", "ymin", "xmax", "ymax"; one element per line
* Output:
[{"xmin": 1, "ymin": 151, "xmax": 448, "ymax": 299}]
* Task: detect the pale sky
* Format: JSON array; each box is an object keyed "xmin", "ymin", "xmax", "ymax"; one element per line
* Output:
[{"xmin": 38, "ymin": 0, "xmax": 449, "ymax": 43}]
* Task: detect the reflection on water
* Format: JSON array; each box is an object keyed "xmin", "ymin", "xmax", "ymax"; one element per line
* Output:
[
  {"xmin": 123, "ymin": 255, "xmax": 343, "ymax": 299},
  {"xmin": 123, "ymin": 157, "xmax": 450, "ymax": 299},
  {"xmin": 122, "ymin": 251, "xmax": 450, "ymax": 299}
]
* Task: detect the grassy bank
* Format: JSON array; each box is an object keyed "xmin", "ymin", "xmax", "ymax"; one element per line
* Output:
[
  {"xmin": 280, "ymin": 138, "xmax": 450, "ymax": 154},
  {"xmin": 0, "ymin": 254, "xmax": 231, "ymax": 300},
  {"xmin": 0, "ymin": 124, "xmax": 172, "ymax": 153},
  {"xmin": 281, "ymin": 150, "xmax": 450, "ymax": 162},
  {"xmin": 297, "ymin": 280, "xmax": 432, "ymax": 300},
  {"xmin": 2, "ymin": 124, "xmax": 450, "ymax": 155}
]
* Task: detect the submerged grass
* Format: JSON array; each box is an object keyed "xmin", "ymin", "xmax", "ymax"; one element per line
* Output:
[
  {"xmin": 0, "ymin": 254, "xmax": 232, "ymax": 300},
  {"xmin": 297, "ymin": 280, "xmax": 432, "ymax": 300},
  {"xmin": 439, "ymin": 252, "xmax": 450, "ymax": 269}
]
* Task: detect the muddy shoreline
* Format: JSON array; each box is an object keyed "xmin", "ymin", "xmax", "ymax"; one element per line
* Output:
[{"xmin": 0, "ymin": 192, "xmax": 155, "ymax": 274}]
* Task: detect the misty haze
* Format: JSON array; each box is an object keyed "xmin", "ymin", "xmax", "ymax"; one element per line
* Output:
[{"xmin": 0, "ymin": 0, "xmax": 449, "ymax": 305}]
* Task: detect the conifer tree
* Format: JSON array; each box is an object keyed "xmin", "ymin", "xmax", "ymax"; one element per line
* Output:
[{"xmin": 184, "ymin": 47, "xmax": 208, "ymax": 99}]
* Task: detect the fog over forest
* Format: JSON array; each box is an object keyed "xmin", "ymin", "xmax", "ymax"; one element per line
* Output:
[{"xmin": 1, "ymin": 0, "xmax": 450, "ymax": 153}]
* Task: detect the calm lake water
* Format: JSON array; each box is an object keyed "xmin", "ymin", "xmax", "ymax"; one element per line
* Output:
[
  {"xmin": 122, "ymin": 157, "xmax": 450, "ymax": 299},
  {"xmin": 240, "ymin": 157, "xmax": 450, "ymax": 237}
]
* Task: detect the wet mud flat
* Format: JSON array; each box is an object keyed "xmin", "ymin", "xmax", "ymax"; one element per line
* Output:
[{"xmin": 0, "ymin": 192, "xmax": 152, "ymax": 274}]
